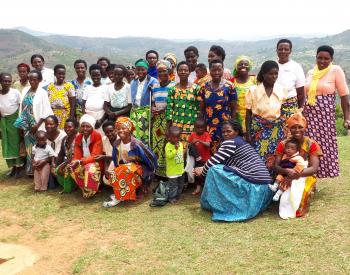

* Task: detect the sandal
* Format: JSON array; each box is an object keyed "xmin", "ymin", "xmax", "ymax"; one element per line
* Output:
[{"xmin": 102, "ymin": 199, "xmax": 120, "ymax": 208}]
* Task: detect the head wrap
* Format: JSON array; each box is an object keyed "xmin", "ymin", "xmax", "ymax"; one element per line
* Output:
[
  {"xmin": 286, "ymin": 112, "xmax": 307, "ymax": 129},
  {"xmin": 80, "ymin": 114, "xmax": 96, "ymax": 128},
  {"xmin": 135, "ymin": 59, "xmax": 149, "ymax": 70},
  {"xmin": 164, "ymin": 53, "xmax": 177, "ymax": 66},
  {"xmin": 115, "ymin": 116, "xmax": 135, "ymax": 132},
  {"xmin": 233, "ymin": 55, "xmax": 252, "ymax": 76},
  {"xmin": 157, "ymin": 60, "xmax": 172, "ymax": 71}
]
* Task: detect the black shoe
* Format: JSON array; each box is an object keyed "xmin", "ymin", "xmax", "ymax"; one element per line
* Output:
[
  {"xmin": 14, "ymin": 168, "xmax": 23, "ymax": 179},
  {"xmin": 6, "ymin": 167, "xmax": 16, "ymax": 177}
]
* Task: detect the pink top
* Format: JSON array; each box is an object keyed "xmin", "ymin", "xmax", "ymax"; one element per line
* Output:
[{"xmin": 304, "ymin": 65, "xmax": 349, "ymax": 97}]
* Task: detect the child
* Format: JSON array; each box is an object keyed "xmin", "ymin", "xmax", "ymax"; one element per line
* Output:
[
  {"xmin": 194, "ymin": 63, "xmax": 211, "ymax": 87},
  {"xmin": 165, "ymin": 126, "xmax": 185, "ymax": 203},
  {"xmin": 188, "ymin": 118, "xmax": 211, "ymax": 195},
  {"xmin": 269, "ymin": 138, "xmax": 307, "ymax": 201},
  {"xmin": 32, "ymin": 131, "xmax": 56, "ymax": 191}
]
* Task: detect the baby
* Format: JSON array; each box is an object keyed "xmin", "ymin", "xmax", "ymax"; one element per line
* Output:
[{"xmin": 269, "ymin": 138, "xmax": 307, "ymax": 201}]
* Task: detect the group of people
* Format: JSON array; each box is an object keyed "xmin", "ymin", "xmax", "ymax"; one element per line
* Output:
[{"xmin": 0, "ymin": 39, "xmax": 349, "ymax": 221}]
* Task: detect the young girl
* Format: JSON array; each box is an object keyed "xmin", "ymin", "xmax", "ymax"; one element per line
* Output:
[{"xmin": 32, "ymin": 131, "xmax": 56, "ymax": 191}]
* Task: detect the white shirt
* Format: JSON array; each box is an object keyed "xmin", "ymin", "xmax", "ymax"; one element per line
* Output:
[
  {"xmin": 0, "ymin": 88, "xmax": 21, "ymax": 116},
  {"xmin": 104, "ymin": 83, "xmax": 131, "ymax": 109},
  {"xmin": 40, "ymin": 67, "xmax": 55, "ymax": 88},
  {"xmin": 120, "ymin": 141, "xmax": 131, "ymax": 163},
  {"xmin": 135, "ymin": 79, "xmax": 146, "ymax": 106},
  {"xmin": 83, "ymin": 85, "xmax": 106, "ymax": 120},
  {"xmin": 82, "ymin": 136, "xmax": 91, "ymax": 158},
  {"xmin": 33, "ymin": 144, "xmax": 56, "ymax": 161},
  {"xmin": 276, "ymin": 60, "xmax": 305, "ymax": 98},
  {"xmin": 47, "ymin": 130, "xmax": 67, "ymax": 156}
]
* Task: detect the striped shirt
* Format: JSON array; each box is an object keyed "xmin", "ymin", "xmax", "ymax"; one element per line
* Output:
[
  {"xmin": 202, "ymin": 136, "xmax": 272, "ymax": 184},
  {"xmin": 151, "ymin": 81, "xmax": 176, "ymax": 111}
]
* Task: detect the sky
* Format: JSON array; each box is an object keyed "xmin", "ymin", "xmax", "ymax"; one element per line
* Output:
[{"xmin": 1, "ymin": 0, "xmax": 350, "ymax": 40}]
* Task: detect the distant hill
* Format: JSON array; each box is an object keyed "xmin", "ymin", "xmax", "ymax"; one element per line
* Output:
[{"xmin": 1, "ymin": 28, "xmax": 350, "ymax": 81}]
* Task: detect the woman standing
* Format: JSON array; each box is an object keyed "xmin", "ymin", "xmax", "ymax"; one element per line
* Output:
[
  {"xmin": 207, "ymin": 45, "xmax": 232, "ymax": 80},
  {"xmin": 194, "ymin": 120, "xmax": 272, "ymax": 222},
  {"xmin": 303, "ymin": 45, "xmax": 350, "ymax": 178},
  {"xmin": 12, "ymin": 63, "xmax": 30, "ymax": 95},
  {"xmin": 199, "ymin": 59, "xmax": 237, "ymax": 152},
  {"xmin": 30, "ymin": 54, "xmax": 54, "ymax": 88},
  {"xmin": 151, "ymin": 60, "xmax": 176, "ymax": 177},
  {"xmin": 166, "ymin": 61, "xmax": 201, "ymax": 147},
  {"xmin": 146, "ymin": 50, "xmax": 159, "ymax": 79},
  {"xmin": 130, "ymin": 59, "xmax": 159, "ymax": 145},
  {"xmin": 14, "ymin": 70, "xmax": 53, "ymax": 175},
  {"xmin": 232, "ymin": 56, "xmax": 256, "ymax": 132},
  {"xmin": 245, "ymin": 61, "xmax": 288, "ymax": 170},
  {"xmin": 47, "ymin": 65, "xmax": 76, "ymax": 129},
  {"xmin": 164, "ymin": 53, "xmax": 177, "ymax": 81}
]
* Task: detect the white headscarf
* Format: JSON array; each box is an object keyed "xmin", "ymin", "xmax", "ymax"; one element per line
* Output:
[{"xmin": 80, "ymin": 114, "xmax": 96, "ymax": 128}]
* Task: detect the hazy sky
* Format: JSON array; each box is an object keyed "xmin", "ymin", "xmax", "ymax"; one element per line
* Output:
[{"xmin": 2, "ymin": 0, "xmax": 350, "ymax": 40}]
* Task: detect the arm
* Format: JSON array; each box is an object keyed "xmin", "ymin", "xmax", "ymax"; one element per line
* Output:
[
  {"xmin": 245, "ymin": 109, "xmax": 252, "ymax": 142},
  {"xmin": 199, "ymin": 101, "xmax": 206, "ymax": 119},
  {"xmin": 165, "ymin": 144, "xmax": 178, "ymax": 159},
  {"xmin": 69, "ymin": 96, "xmax": 76, "ymax": 119},
  {"xmin": 95, "ymin": 113, "xmax": 107, "ymax": 129},
  {"xmin": 230, "ymin": 100, "xmax": 237, "ymax": 120},
  {"xmin": 30, "ymin": 118, "xmax": 45, "ymax": 134},
  {"xmin": 296, "ymin": 86, "xmax": 305, "ymax": 108},
  {"xmin": 82, "ymin": 100, "xmax": 86, "ymax": 114},
  {"xmin": 340, "ymin": 95, "xmax": 350, "ymax": 125},
  {"xmin": 103, "ymin": 101, "xmax": 114, "ymax": 118},
  {"xmin": 113, "ymin": 104, "xmax": 132, "ymax": 117}
]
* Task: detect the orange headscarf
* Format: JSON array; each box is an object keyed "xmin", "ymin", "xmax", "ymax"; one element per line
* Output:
[
  {"xmin": 286, "ymin": 112, "xmax": 307, "ymax": 129},
  {"xmin": 115, "ymin": 117, "xmax": 135, "ymax": 132}
]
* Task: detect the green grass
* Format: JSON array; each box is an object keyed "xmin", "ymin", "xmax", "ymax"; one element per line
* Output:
[{"xmin": 0, "ymin": 137, "xmax": 349, "ymax": 274}]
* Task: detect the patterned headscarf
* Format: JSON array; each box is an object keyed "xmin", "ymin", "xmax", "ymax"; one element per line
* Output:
[
  {"xmin": 157, "ymin": 60, "xmax": 172, "ymax": 71},
  {"xmin": 286, "ymin": 112, "xmax": 307, "ymax": 129},
  {"xmin": 115, "ymin": 116, "xmax": 135, "ymax": 132},
  {"xmin": 233, "ymin": 55, "xmax": 253, "ymax": 76},
  {"xmin": 164, "ymin": 53, "xmax": 177, "ymax": 67}
]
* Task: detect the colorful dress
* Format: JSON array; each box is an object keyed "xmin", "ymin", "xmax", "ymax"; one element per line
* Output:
[
  {"xmin": 71, "ymin": 78, "xmax": 92, "ymax": 119},
  {"xmin": 199, "ymin": 80, "xmax": 237, "ymax": 151},
  {"xmin": 151, "ymin": 81, "xmax": 175, "ymax": 177},
  {"xmin": 165, "ymin": 83, "xmax": 201, "ymax": 147},
  {"xmin": 47, "ymin": 82, "xmax": 76, "ymax": 129},
  {"xmin": 233, "ymin": 76, "xmax": 256, "ymax": 132}
]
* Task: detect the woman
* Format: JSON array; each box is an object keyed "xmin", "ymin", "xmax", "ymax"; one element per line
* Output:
[
  {"xmin": 245, "ymin": 61, "xmax": 288, "ymax": 170},
  {"xmin": 97, "ymin": 57, "xmax": 111, "ymax": 85},
  {"xmin": 166, "ymin": 61, "xmax": 201, "ymax": 148},
  {"xmin": 151, "ymin": 60, "xmax": 176, "ymax": 177},
  {"xmin": 275, "ymin": 39, "xmax": 306, "ymax": 118},
  {"xmin": 303, "ymin": 45, "xmax": 350, "ymax": 178},
  {"xmin": 207, "ymin": 45, "xmax": 232, "ymax": 80},
  {"xmin": 232, "ymin": 56, "xmax": 256, "ymax": 132},
  {"xmin": 0, "ymin": 73, "xmax": 24, "ymax": 177},
  {"xmin": 55, "ymin": 118, "xmax": 79, "ymax": 193},
  {"xmin": 14, "ymin": 70, "xmax": 53, "ymax": 175},
  {"xmin": 69, "ymin": 114, "xmax": 103, "ymax": 198},
  {"xmin": 47, "ymin": 64, "xmax": 76, "ymax": 129},
  {"xmin": 12, "ymin": 63, "xmax": 30, "ymax": 94},
  {"xmin": 71, "ymin": 59, "xmax": 92, "ymax": 120},
  {"xmin": 194, "ymin": 120, "xmax": 272, "ymax": 222},
  {"xmin": 164, "ymin": 53, "xmax": 177, "ymax": 81},
  {"xmin": 130, "ymin": 59, "xmax": 159, "ymax": 146},
  {"xmin": 199, "ymin": 59, "xmax": 237, "ymax": 152},
  {"xmin": 146, "ymin": 50, "xmax": 159, "ymax": 79},
  {"xmin": 274, "ymin": 113, "xmax": 322, "ymax": 218},
  {"xmin": 103, "ymin": 117, "xmax": 157, "ymax": 207},
  {"xmin": 126, "ymin": 65, "xmax": 136, "ymax": 84},
  {"xmin": 30, "ymin": 54, "xmax": 54, "ymax": 88}
]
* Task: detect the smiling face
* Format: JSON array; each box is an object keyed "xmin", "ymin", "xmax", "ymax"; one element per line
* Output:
[
  {"xmin": 45, "ymin": 117, "xmax": 58, "ymax": 135},
  {"xmin": 74, "ymin": 62, "xmax": 86, "ymax": 79},
  {"xmin": 263, "ymin": 68, "xmax": 279, "ymax": 86},
  {"xmin": 136, "ymin": 66, "xmax": 148, "ymax": 81},
  {"xmin": 277, "ymin": 42, "xmax": 291, "ymax": 64},
  {"xmin": 221, "ymin": 124, "xmax": 238, "ymax": 140},
  {"xmin": 64, "ymin": 121, "xmax": 77, "ymax": 137},
  {"xmin": 289, "ymin": 124, "xmax": 305, "ymax": 141},
  {"xmin": 90, "ymin": 69, "xmax": 101, "ymax": 86},
  {"xmin": 210, "ymin": 63, "xmax": 224, "ymax": 82},
  {"xmin": 18, "ymin": 66, "xmax": 29, "ymax": 81},
  {"xmin": 55, "ymin": 68, "xmax": 66, "ymax": 84},
  {"xmin": 316, "ymin": 51, "xmax": 332, "ymax": 70},
  {"xmin": 236, "ymin": 59, "xmax": 250, "ymax": 76},
  {"xmin": 116, "ymin": 125, "xmax": 131, "ymax": 141},
  {"xmin": 31, "ymin": 57, "xmax": 44, "ymax": 71},
  {"xmin": 0, "ymin": 75, "xmax": 12, "ymax": 91},
  {"xmin": 103, "ymin": 125, "xmax": 116, "ymax": 143}
]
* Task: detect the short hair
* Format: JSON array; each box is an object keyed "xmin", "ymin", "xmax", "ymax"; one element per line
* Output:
[
  {"xmin": 97, "ymin": 57, "xmax": 111, "ymax": 65},
  {"xmin": 45, "ymin": 115, "xmax": 59, "ymax": 125},
  {"xmin": 17, "ymin": 63, "xmax": 30, "ymax": 73},
  {"xmin": 317, "ymin": 45, "xmax": 334, "ymax": 58},
  {"xmin": 89, "ymin": 64, "xmax": 101, "ymax": 74},
  {"xmin": 0, "ymin": 72, "xmax": 11, "ymax": 81},
  {"xmin": 106, "ymin": 63, "xmax": 116, "ymax": 72},
  {"xmin": 102, "ymin": 121, "xmax": 115, "ymax": 131},
  {"xmin": 257, "ymin": 60, "xmax": 279, "ymax": 83},
  {"xmin": 168, "ymin": 125, "xmax": 181, "ymax": 136},
  {"xmin": 114, "ymin": 64, "xmax": 127, "ymax": 76},
  {"xmin": 29, "ymin": 69, "xmax": 43, "ymax": 81},
  {"xmin": 276, "ymin": 39, "xmax": 292, "ymax": 50},
  {"xmin": 195, "ymin": 118, "xmax": 207, "ymax": 128},
  {"xmin": 74, "ymin": 59, "xmax": 87, "ymax": 68},
  {"xmin": 35, "ymin": 130, "xmax": 47, "ymax": 139},
  {"xmin": 196, "ymin": 63, "xmax": 207, "ymax": 72},
  {"xmin": 176, "ymin": 61, "xmax": 190, "ymax": 72},
  {"xmin": 184, "ymin": 46, "xmax": 199, "ymax": 57},
  {"xmin": 221, "ymin": 119, "xmax": 244, "ymax": 137},
  {"xmin": 209, "ymin": 59, "xmax": 224, "ymax": 69},
  {"xmin": 54, "ymin": 64, "xmax": 66, "ymax": 73},
  {"xmin": 30, "ymin": 54, "xmax": 44, "ymax": 64},
  {"xmin": 285, "ymin": 138, "xmax": 301, "ymax": 150},
  {"xmin": 65, "ymin": 118, "xmax": 79, "ymax": 128},
  {"xmin": 209, "ymin": 45, "xmax": 226, "ymax": 61},
  {"xmin": 146, "ymin": 50, "xmax": 159, "ymax": 60}
]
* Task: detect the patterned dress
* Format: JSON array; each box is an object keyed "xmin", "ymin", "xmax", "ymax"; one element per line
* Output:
[
  {"xmin": 47, "ymin": 82, "xmax": 76, "ymax": 129},
  {"xmin": 71, "ymin": 78, "xmax": 92, "ymax": 120}
]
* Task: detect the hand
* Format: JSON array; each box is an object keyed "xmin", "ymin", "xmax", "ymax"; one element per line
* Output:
[
  {"xmin": 193, "ymin": 167, "xmax": 203, "ymax": 176},
  {"xmin": 36, "ymin": 160, "xmax": 47, "ymax": 169},
  {"xmin": 175, "ymin": 142, "xmax": 179, "ymax": 150},
  {"xmin": 285, "ymin": 168, "xmax": 300, "ymax": 180},
  {"xmin": 151, "ymin": 107, "xmax": 159, "ymax": 115},
  {"xmin": 245, "ymin": 132, "xmax": 252, "ymax": 143},
  {"xmin": 95, "ymin": 155, "xmax": 106, "ymax": 161},
  {"xmin": 343, "ymin": 120, "xmax": 350, "ymax": 129},
  {"xmin": 95, "ymin": 120, "xmax": 101, "ymax": 129},
  {"xmin": 30, "ymin": 124, "xmax": 39, "ymax": 135},
  {"xmin": 105, "ymin": 171, "xmax": 110, "ymax": 180},
  {"xmin": 58, "ymin": 164, "xmax": 66, "ymax": 175},
  {"xmin": 69, "ymin": 160, "xmax": 80, "ymax": 170},
  {"xmin": 51, "ymin": 167, "xmax": 57, "ymax": 175},
  {"xmin": 279, "ymin": 178, "xmax": 292, "ymax": 191}
]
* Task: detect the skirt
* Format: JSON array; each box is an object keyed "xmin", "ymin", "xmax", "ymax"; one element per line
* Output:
[
  {"xmin": 71, "ymin": 162, "xmax": 101, "ymax": 198},
  {"xmin": 108, "ymin": 163, "xmax": 143, "ymax": 201},
  {"xmin": 24, "ymin": 133, "xmax": 36, "ymax": 176},
  {"xmin": 52, "ymin": 107, "xmax": 70, "ymax": 130},
  {"xmin": 281, "ymin": 96, "xmax": 299, "ymax": 119},
  {"xmin": 130, "ymin": 106, "xmax": 150, "ymax": 146},
  {"xmin": 151, "ymin": 112, "xmax": 167, "ymax": 177},
  {"xmin": 200, "ymin": 164, "xmax": 273, "ymax": 222},
  {"xmin": 303, "ymin": 94, "xmax": 339, "ymax": 178},
  {"xmin": 56, "ymin": 165, "xmax": 76, "ymax": 193}
]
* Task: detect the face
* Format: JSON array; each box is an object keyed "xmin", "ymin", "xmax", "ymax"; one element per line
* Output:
[
  {"xmin": 284, "ymin": 142, "xmax": 298, "ymax": 156},
  {"xmin": 236, "ymin": 60, "xmax": 250, "ymax": 75},
  {"xmin": 195, "ymin": 68, "xmax": 207, "ymax": 79},
  {"xmin": 31, "ymin": 57, "xmax": 44, "ymax": 70},
  {"xmin": 116, "ymin": 125, "xmax": 131, "ymax": 140},
  {"xmin": 0, "ymin": 75, "xmax": 12, "ymax": 90},
  {"xmin": 136, "ymin": 66, "xmax": 148, "ymax": 80},
  {"xmin": 316, "ymin": 51, "xmax": 332, "ymax": 70},
  {"xmin": 64, "ymin": 122, "xmax": 76, "ymax": 137},
  {"xmin": 28, "ymin": 73, "xmax": 41, "ymax": 90},
  {"xmin": 210, "ymin": 63, "xmax": 224, "ymax": 82},
  {"xmin": 37, "ymin": 136, "xmax": 47, "ymax": 147},
  {"xmin": 184, "ymin": 51, "xmax": 198, "ymax": 69},
  {"xmin": 158, "ymin": 67, "xmax": 169, "ymax": 83},
  {"xmin": 104, "ymin": 125, "xmax": 116, "ymax": 142},
  {"xmin": 146, "ymin": 53, "xmax": 158, "ymax": 67},
  {"xmin": 126, "ymin": 69, "xmax": 136, "ymax": 83},
  {"xmin": 90, "ymin": 70, "xmax": 101, "ymax": 85},
  {"xmin": 98, "ymin": 60, "xmax": 109, "ymax": 73},
  {"xmin": 113, "ymin": 68, "xmax": 124, "ymax": 83},
  {"xmin": 177, "ymin": 64, "xmax": 190, "ymax": 81},
  {"xmin": 168, "ymin": 133, "xmax": 180, "ymax": 145},
  {"xmin": 80, "ymin": 122, "xmax": 93, "ymax": 137},
  {"xmin": 289, "ymin": 124, "xmax": 305, "ymax": 140},
  {"xmin": 55, "ymin": 68, "xmax": 66, "ymax": 83},
  {"xmin": 208, "ymin": 50, "xmax": 221, "ymax": 63},
  {"xmin": 107, "ymin": 70, "xmax": 115, "ymax": 82},
  {"xmin": 221, "ymin": 124, "xmax": 238, "ymax": 140},
  {"xmin": 263, "ymin": 68, "xmax": 279, "ymax": 86},
  {"xmin": 195, "ymin": 125, "xmax": 206, "ymax": 135},
  {"xmin": 18, "ymin": 66, "xmax": 29, "ymax": 80},
  {"xmin": 45, "ymin": 118, "xmax": 58, "ymax": 134},
  {"xmin": 74, "ymin": 63, "xmax": 86, "ymax": 78},
  {"xmin": 277, "ymin": 43, "xmax": 291, "ymax": 63}
]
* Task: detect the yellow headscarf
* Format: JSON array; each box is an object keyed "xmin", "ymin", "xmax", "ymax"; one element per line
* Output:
[
  {"xmin": 115, "ymin": 116, "xmax": 135, "ymax": 132},
  {"xmin": 307, "ymin": 64, "xmax": 332, "ymax": 106},
  {"xmin": 233, "ymin": 55, "xmax": 253, "ymax": 77}
]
